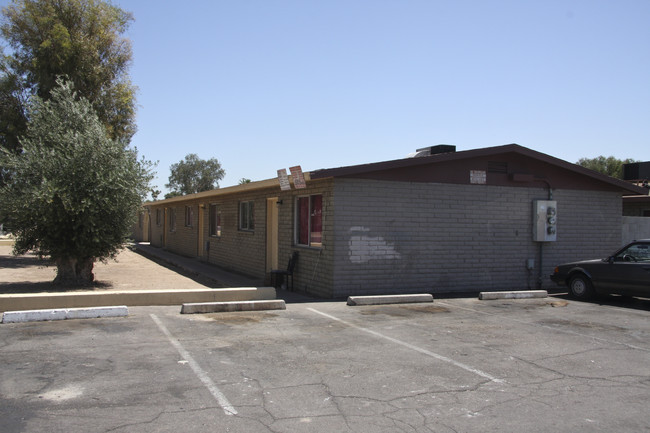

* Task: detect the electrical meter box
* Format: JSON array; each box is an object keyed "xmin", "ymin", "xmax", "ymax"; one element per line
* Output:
[{"xmin": 533, "ymin": 200, "xmax": 557, "ymax": 242}]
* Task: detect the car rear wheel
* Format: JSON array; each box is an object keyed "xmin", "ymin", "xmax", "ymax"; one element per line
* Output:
[{"xmin": 569, "ymin": 274, "xmax": 594, "ymax": 300}]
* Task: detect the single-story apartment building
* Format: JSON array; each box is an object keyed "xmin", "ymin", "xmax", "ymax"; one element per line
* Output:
[{"xmin": 134, "ymin": 144, "xmax": 647, "ymax": 298}]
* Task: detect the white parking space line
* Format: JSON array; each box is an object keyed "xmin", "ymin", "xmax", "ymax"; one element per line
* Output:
[
  {"xmin": 307, "ymin": 307, "xmax": 503, "ymax": 383},
  {"xmin": 150, "ymin": 314, "xmax": 238, "ymax": 416},
  {"xmin": 435, "ymin": 300, "xmax": 650, "ymax": 353}
]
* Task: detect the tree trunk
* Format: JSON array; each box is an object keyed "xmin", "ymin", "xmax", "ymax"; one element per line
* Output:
[{"xmin": 54, "ymin": 257, "xmax": 95, "ymax": 286}]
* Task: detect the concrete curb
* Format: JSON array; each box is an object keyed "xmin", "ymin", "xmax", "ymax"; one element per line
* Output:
[
  {"xmin": 347, "ymin": 294, "xmax": 434, "ymax": 306},
  {"xmin": 479, "ymin": 290, "xmax": 548, "ymax": 300},
  {"xmin": 0, "ymin": 287, "xmax": 277, "ymax": 313},
  {"xmin": 2, "ymin": 306, "xmax": 128, "ymax": 323},
  {"xmin": 181, "ymin": 300, "xmax": 286, "ymax": 314}
]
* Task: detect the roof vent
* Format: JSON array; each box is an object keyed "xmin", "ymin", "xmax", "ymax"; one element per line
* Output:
[{"xmin": 413, "ymin": 145, "xmax": 456, "ymax": 157}]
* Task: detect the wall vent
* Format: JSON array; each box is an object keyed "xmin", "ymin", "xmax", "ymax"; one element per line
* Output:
[{"xmin": 488, "ymin": 161, "xmax": 508, "ymax": 173}]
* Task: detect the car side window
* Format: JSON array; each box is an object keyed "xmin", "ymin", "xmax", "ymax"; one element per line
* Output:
[{"xmin": 615, "ymin": 244, "xmax": 650, "ymax": 262}]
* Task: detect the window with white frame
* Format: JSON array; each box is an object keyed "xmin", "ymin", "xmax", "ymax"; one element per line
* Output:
[
  {"xmin": 239, "ymin": 201, "xmax": 254, "ymax": 231},
  {"xmin": 184, "ymin": 205, "xmax": 193, "ymax": 227},
  {"xmin": 296, "ymin": 194, "xmax": 322, "ymax": 247},
  {"xmin": 209, "ymin": 204, "xmax": 222, "ymax": 237}
]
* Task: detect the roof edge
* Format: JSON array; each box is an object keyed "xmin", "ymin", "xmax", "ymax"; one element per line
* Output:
[
  {"xmin": 144, "ymin": 172, "xmax": 314, "ymax": 206},
  {"xmin": 310, "ymin": 144, "xmax": 648, "ymax": 195}
]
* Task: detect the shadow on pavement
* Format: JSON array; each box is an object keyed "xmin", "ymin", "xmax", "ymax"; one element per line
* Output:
[
  {"xmin": 129, "ymin": 247, "xmax": 229, "ymax": 289},
  {"xmin": 0, "ymin": 280, "xmax": 115, "ymax": 294},
  {"xmin": 552, "ymin": 292, "xmax": 650, "ymax": 312},
  {"xmin": 0, "ymin": 252, "xmax": 52, "ymax": 270}
]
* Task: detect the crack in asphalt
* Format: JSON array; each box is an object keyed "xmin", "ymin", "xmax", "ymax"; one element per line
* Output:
[{"xmin": 435, "ymin": 300, "xmax": 650, "ymax": 353}]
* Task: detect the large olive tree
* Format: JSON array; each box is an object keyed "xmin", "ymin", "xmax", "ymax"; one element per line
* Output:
[{"xmin": 0, "ymin": 80, "xmax": 152, "ymax": 285}]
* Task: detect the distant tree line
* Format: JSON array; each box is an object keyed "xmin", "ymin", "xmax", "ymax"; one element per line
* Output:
[
  {"xmin": 576, "ymin": 156, "xmax": 639, "ymax": 180},
  {"xmin": 164, "ymin": 153, "xmax": 225, "ymax": 199}
]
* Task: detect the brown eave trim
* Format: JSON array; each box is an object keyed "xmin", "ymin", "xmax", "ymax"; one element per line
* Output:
[
  {"xmin": 623, "ymin": 194, "xmax": 650, "ymax": 202},
  {"xmin": 143, "ymin": 173, "xmax": 324, "ymax": 206},
  {"xmin": 310, "ymin": 143, "xmax": 648, "ymax": 195}
]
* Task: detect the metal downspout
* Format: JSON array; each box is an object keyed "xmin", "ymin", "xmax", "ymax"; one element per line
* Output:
[{"xmin": 536, "ymin": 178, "xmax": 553, "ymax": 289}]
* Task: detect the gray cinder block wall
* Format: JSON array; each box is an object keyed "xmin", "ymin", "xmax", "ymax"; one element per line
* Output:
[
  {"xmin": 276, "ymin": 179, "xmax": 335, "ymax": 298},
  {"xmin": 331, "ymin": 178, "xmax": 621, "ymax": 297},
  {"xmin": 622, "ymin": 216, "xmax": 650, "ymax": 245},
  {"xmin": 204, "ymin": 192, "xmax": 266, "ymax": 278},
  {"xmin": 165, "ymin": 203, "xmax": 199, "ymax": 258}
]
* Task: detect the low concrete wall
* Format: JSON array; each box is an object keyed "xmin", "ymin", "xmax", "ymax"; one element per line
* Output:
[
  {"xmin": 0, "ymin": 287, "xmax": 276, "ymax": 313},
  {"xmin": 622, "ymin": 216, "xmax": 650, "ymax": 244}
]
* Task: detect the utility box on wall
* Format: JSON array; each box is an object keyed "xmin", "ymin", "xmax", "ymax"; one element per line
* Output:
[{"xmin": 533, "ymin": 200, "xmax": 557, "ymax": 242}]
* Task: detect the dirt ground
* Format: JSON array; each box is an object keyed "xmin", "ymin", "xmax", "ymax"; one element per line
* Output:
[{"xmin": 0, "ymin": 245, "xmax": 209, "ymax": 293}]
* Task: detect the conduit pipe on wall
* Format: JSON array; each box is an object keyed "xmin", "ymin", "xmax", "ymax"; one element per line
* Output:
[
  {"xmin": 535, "ymin": 177, "xmax": 554, "ymax": 201},
  {"xmin": 534, "ymin": 177, "xmax": 554, "ymax": 289}
]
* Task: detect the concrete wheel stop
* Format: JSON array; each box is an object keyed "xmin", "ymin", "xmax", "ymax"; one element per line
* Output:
[
  {"xmin": 347, "ymin": 294, "xmax": 434, "ymax": 306},
  {"xmin": 181, "ymin": 299, "xmax": 286, "ymax": 314},
  {"xmin": 479, "ymin": 290, "xmax": 548, "ymax": 300},
  {"xmin": 2, "ymin": 306, "xmax": 129, "ymax": 323}
]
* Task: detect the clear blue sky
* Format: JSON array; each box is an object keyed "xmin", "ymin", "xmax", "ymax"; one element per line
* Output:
[{"xmin": 4, "ymin": 0, "xmax": 650, "ymax": 193}]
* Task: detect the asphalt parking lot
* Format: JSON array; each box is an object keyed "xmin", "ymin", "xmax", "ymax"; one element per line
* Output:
[{"xmin": 2, "ymin": 296, "xmax": 650, "ymax": 432}]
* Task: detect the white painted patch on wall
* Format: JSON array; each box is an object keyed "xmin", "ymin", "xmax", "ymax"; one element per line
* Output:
[{"xmin": 348, "ymin": 227, "xmax": 401, "ymax": 263}]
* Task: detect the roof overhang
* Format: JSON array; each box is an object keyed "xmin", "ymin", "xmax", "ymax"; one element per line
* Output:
[
  {"xmin": 145, "ymin": 144, "xmax": 647, "ymax": 207},
  {"xmin": 310, "ymin": 144, "xmax": 648, "ymax": 195},
  {"xmin": 145, "ymin": 173, "xmax": 313, "ymax": 206},
  {"xmin": 623, "ymin": 195, "xmax": 650, "ymax": 203}
]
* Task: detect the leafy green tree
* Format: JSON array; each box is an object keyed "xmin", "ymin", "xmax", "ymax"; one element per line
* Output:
[
  {"xmin": 0, "ymin": 68, "xmax": 27, "ymax": 155},
  {"xmin": 576, "ymin": 156, "xmax": 639, "ymax": 179},
  {"xmin": 0, "ymin": 0, "xmax": 136, "ymax": 151},
  {"xmin": 166, "ymin": 153, "xmax": 225, "ymax": 197},
  {"xmin": 238, "ymin": 178, "xmax": 251, "ymax": 185},
  {"xmin": 0, "ymin": 80, "xmax": 153, "ymax": 285},
  {"xmin": 163, "ymin": 191, "xmax": 182, "ymax": 199},
  {"xmin": 150, "ymin": 188, "xmax": 161, "ymax": 201}
]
